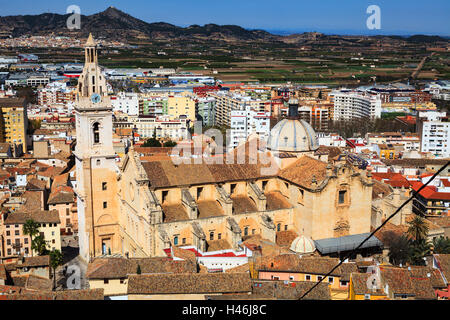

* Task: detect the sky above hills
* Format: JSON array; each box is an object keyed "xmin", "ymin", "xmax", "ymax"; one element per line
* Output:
[{"xmin": 1, "ymin": 0, "xmax": 449, "ymax": 36}]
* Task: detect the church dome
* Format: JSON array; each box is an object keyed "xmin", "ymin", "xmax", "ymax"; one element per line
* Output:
[
  {"xmin": 290, "ymin": 235, "xmax": 316, "ymax": 254},
  {"xmin": 267, "ymin": 118, "xmax": 319, "ymax": 153}
]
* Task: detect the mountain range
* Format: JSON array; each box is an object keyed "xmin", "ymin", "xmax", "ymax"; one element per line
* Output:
[{"xmin": 0, "ymin": 6, "xmax": 447, "ymax": 43}]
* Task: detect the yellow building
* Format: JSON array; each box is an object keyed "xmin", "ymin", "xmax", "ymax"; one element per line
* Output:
[
  {"xmin": 378, "ymin": 144, "xmax": 397, "ymax": 160},
  {"xmin": 0, "ymin": 97, "xmax": 28, "ymax": 153},
  {"xmin": 167, "ymin": 94, "xmax": 196, "ymax": 122},
  {"xmin": 348, "ymin": 273, "xmax": 387, "ymax": 300}
]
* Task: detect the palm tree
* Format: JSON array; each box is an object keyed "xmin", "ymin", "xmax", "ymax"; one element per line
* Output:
[
  {"xmin": 409, "ymin": 238, "xmax": 432, "ymax": 266},
  {"xmin": 387, "ymin": 234, "xmax": 411, "ymax": 266},
  {"xmin": 433, "ymin": 236, "xmax": 450, "ymax": 254},
  {"xmin": 31, "ymin": 235, "xmax": 48, "ymax": 256},
  {"xmin": 49, "ymin": 250, "xmax": 64, "ymax": 291},
  {"xmin": 407, "ymin": 216, "xmax": 429, "ymax": 242},
  {"xmin": 23, "ymin": 219, "xmax": 39, "ymax": 256}
]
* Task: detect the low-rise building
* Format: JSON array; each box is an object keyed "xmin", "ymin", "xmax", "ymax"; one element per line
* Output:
[{"xmin": 2, "ymin": 210, "xmax": 61, "ymax": 257}]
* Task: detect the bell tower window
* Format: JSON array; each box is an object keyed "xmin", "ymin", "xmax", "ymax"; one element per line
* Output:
[{"xmin": 93, "ymin": 122, "xmax": 100, "ymax": 144}]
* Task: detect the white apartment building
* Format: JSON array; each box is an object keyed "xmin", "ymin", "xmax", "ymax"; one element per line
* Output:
[
  {"xmin": 207, "ymin": 91, "xmax": 252, "ymax": 127},
  {"xmin": 316, "ymin": 133, "xmax": 347, "ymax": 147},
  {"xmin": 111, "ymin": 92, "xmax": 140, "ymax": 116},
  {"xmin": 418, "ymin": 111, "xmax": 450, "ymax": 158},
  {"xmin": 229, "ymin": 107, "xmax": 271, "ymax": 150},
  {"xmin": 331, "ymin": 91, "xmax": 381, "ymax": 121},
  {"xmin": 37, "ymin": 81, "xmax": 77, "ymax": 106},
  {"xmin": 132, "ymin": 116, "xmax": 190, "ymax": 141}
]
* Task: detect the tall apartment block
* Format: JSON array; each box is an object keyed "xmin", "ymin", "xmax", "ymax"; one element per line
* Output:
[
  {"xmin": 418, "ymin": 111, "xmax": 450, "ymax": 158},
  {"xmin": 0, "ymin": 97, "xmax": 29, "ymax": 154}
]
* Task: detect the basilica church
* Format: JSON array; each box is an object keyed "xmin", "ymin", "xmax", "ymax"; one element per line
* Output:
[{"xmin": 74, "ymin": 35, "xmax": 374, "ymax": 262}]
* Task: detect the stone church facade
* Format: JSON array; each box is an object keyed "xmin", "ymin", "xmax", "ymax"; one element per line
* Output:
[{"xmin": 75, "ymin": 35, "xmax": 374, "ymax": 261}]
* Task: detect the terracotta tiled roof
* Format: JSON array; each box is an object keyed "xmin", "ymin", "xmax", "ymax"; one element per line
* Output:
[
  {"xmin": 12, "ymin": 275, "xmax": 52, "ymax": 291},
  {"xmin": 37, "ymin": 166, "xmax": 65, "ymax": 179},
  {"xmin": 276, "ymin": 230, "xmax": 298, "ymax": 247},
  {"xmin": 51, "ymin": 173, "xmax": 69, "ymax": 191},
  {"xmin": 225, "ymin": 263, "xmax": 250, "ymax": 274},
  {"xmin": 6, "ymin": 256, "xmax": 50, "ymax": 271},
  {"xmin": 382, "ymin": 159, "xmax": 449, "ymax": 167},
  {"xmin": 48, "ymin": 186, "xmax": 75, "ymax": 205},
  {"xmin": 259, "ymin": 255, "xmax": 355, "ymax": 278},
  {"xmin": 251, "ymin": 280, "xmax": 331, "ymax": 300},
  {"xmin": 231, "ymin": 195, "xmax": 258, "ymax": 214},
  {"xmin": 206, "ymin": 239, "xmax": 232, "ymax": 252},
  {"xmin": 127, "ymin": 273, "xmax": 252, "ymax": 295},
  {"xmin": 350, "ymin": 273, "xmax": 386, "ymax": 296},
  {"xmin": 372, "ymin": 179, "xmax": 393, "ymax": 200},
  {"xmin": 278, "ymin": 156, "xmax": 328, "ymax": 189},
  {"xmin": 141, "ymin": 160, "xmax": 271, "ymax": 189},
  {"xmin": 2, "ymin": 289, "xmax": 104, "ymax": 300},
  {"xmin": 265, "ymin": 191, "xmax": 292, "ymax": 211},
  {"xmin": 0, "ymin": 143, "xmax": 11, "ymax": 154},
  {"xmin": 410, "ymin": 181, "xmax": 450, "ymax": 200},
  {"xmin": 371, "ymin": 172, "xmax": 411, "ymax": 188},
  {"xmin": 379, "ymin": 266, "xmax": 437, "ymax": 299},
  {"xmin": 171, "ymin": 247, "xmax": 197, "ymax": 261},
  {"xmin": 434, "ymin": 254, "xmax": 450, "ymax": 285},
  {"xmin": 197, "ymin": 200, "xmax": 225, "ymax": 218},
  {"xmin": 409, "ymin": 266, "xmax": 446, "ymax": 289},
  {"xmin": 26, "ymin": 178, "xmax": 47, "ymax": 191},
  {"xmin": 4, "ymin": 210, "xmax": 60, "ymax": 225},
  {"xmin": 161, "ymin": 203, "xmax": 189, "ymax": 222},
  {"xmin": 86, "ymin": 257, "xmax": 196, "ymax": 280},
  {"xmin": 19, "ymin": 191, "xmax": 43, "ymax": 213},
  {"xmin": 315, "ymin": 146, "xmax": 342, "ymax": 159},
  {"xmin": 53, "ymin": 289, "xmax": 105, "ymax": 300}
]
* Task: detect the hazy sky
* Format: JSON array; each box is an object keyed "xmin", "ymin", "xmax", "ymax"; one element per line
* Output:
[{"xmin": 1, "ymin": 0, "xmax": 449, "ymax": 35}]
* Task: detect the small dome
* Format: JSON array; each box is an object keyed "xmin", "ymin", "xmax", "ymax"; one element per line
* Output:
[
  {"xmin": 267, "ymin": 119, "xmax": 319, "ymax": 153},
  {"xmin": 290, "ymin": 235, "xmax": 316, "ymax": 254}
]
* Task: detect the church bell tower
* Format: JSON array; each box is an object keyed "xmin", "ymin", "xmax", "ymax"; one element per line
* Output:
[{"xmin": 74, "ymin": 34, "xmax": 120, "ymax": 262}]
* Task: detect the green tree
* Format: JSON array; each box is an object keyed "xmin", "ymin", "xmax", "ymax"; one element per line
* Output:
[
  {"xmin": 408, "ymin": 239, "xmax": 432, "ymax": 266},
  {"xmin": 31, "ymin": 235, "xmax": 48, "ymax": 256},
  {"xmin": 163, "ymin": 140, "xmax": 177, "ymax": 148},
  {"xmin": 385, "ymin": 232, "xmax": 411, "ymax": 266},
  {"xmin": 137, "ymin": 264, "xmax": 142, "ymax": 275},
  {"xmin": 142, "ymin": 138, "xmax": 162, "ymax": 147},
  {"xmin": 23, "ymin": 219, "xmax": 39, "ymax": 257},
  {"xmin": 49, "ymin": 250, "xmax": 64, "ymax": 291},
  {"xmin": 407, "ymin": 216, "xmax": 429, "ymax": 242},
  {"xmin": 433, "ymin": 236, "xmax": 450, "ymax": 254}
]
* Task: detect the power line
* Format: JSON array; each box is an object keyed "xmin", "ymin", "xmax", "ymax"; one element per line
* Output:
[{"xmin": 299, "ymin": 160, "xmax": 450, "ymax": 300}]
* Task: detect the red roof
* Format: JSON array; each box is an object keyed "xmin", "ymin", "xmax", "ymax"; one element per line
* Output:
[
  {"xmin": 372, "ymin": 172, "xmax": 411, "ymax": 188},
  {"xmin": 441, "ymin": 179, "xmax": 450, "ymax": 187},
  {"xmin": 410, "ymin": 181, "xmax": 450, "ymax": 200}
]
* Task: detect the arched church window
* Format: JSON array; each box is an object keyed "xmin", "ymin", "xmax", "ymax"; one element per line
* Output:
[{"xmin": 93, "ymin": 122, "xmax": 100, "ymax": 144}]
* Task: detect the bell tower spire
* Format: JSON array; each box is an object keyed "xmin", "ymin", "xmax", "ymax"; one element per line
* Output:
[
  {"xmin": 77, "ymin": 33, "xmax": 108, "ymax": 101},
  {"xmin": 74, "ymin": 32, "xmax": 120, "ymax": 262}
]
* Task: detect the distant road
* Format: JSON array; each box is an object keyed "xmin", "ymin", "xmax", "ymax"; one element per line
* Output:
[{"xmin": 411, "ymin": 52, "xmax": 435, "ymax": 79}]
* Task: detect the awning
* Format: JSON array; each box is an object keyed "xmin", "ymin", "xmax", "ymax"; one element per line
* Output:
[{"xmin": 314, "ymin": 233, "xmax": 383, "ymax": 255}]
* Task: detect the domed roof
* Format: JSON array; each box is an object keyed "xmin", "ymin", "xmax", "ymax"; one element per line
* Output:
[
  {"xmin": 290, "ymin": 235, "xmax": 316, "ymax": 254},
  {"xmin": 267, "ymin": 119, "xmax": 319, "ymax": 153}
]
